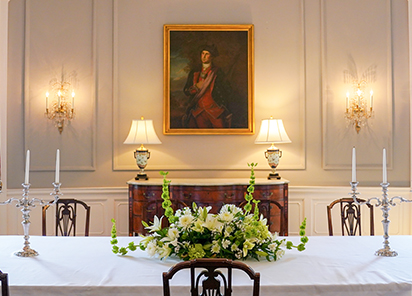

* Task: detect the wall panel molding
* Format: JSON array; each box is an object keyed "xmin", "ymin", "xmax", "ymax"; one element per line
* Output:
[
  {"xmin": 2, "ymin": 185, "xmax": 411, "ymax": 236},
  {"xmin": 23, "ymin": 0, "xmax": 97, "ymax": 172},
  {"xmin": 0, "ymin": 0, "xmax": 8, "ymax": 235},
  {"xmin": 321, "ymin": 0, "xmax": 393, "ymax": 171},
  {"xmin": 112, "ymin": 0, "xmax": 306, "ymax": 172}
]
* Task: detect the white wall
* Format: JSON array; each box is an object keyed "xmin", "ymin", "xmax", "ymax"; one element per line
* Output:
[
  {"xmin": 0, "ymin": 0, "xmax": 8, "ymax": 234},
  {"xmin": 1, "ymin": 0, "xmax": 411, "ymax": 236},
  {"xmin": 5, "ymin": 0, "xmax": 410, "ymax": 189}
]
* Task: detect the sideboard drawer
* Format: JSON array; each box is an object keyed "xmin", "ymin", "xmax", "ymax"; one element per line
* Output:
[{"xmin": 128, "ymin": 179, "xmax": 289, "ymax": 236}]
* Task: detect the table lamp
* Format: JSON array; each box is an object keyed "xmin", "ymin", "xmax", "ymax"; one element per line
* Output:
[
  {"xmin": 124, "ymin": 117, "xmax": 161, "ymax": 180},
  {"xmin": 255, "ymin": 118, "xmax": 291, "ymax": 180}
]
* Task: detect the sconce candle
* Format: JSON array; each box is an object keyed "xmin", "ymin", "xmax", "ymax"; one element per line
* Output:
[
  {"xmin": 351, "ymin": 147, "xmax": 356, "ymax": 182},
  {"xmin": 46, "ymin": 92, "xmax": 49, "ymax": 110},
  {"xmin": 346, "ymin": 92, "xmax": 349, "ymax": 110},
  {"xmin": 71, "ymin": 91, "xmax": 75, "ymax": 109},
  {"xmin": 55, "ymin": 149, "xmax": 60, "ymax": 184},
  {"xmin": 370, "ymin": 90, "xmax": 373, "ymax": 110},
  {"xmin": 383, "ymin": 148, "xmax": 387, "ymax": 183},
  {"xmin": 24, "ymin": 150, "xmax": 30, "ymax": 184},
  {"xmin": 58, "ymin": 90, "xmax": 61, "ymax": 108}
]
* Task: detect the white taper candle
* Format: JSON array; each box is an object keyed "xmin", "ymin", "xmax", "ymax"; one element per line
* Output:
[
  {"xmin": 55, "ymin": 149, "xmax": 60, "ymax": 183},
  {"xmin": 383, "ymin": 148, "xmax": 387, "ymax": 183},
  {"xmin": 352, "ymin": 147, "xmax": 356, "ymax": 182},
  {"xmin": 24, "ymin": 150, "xmax": 30, "ymax": 184}
]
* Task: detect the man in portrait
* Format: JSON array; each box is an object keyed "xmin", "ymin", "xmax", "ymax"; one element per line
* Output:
[{"xmin": 182, "ymin": 44, "xmax": 233, "ymax": 128}]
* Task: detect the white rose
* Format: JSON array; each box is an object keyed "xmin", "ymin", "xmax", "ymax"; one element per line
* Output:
[
  {"xmin": 179, "ymin": 214, "xmax": 194, "ymax": 228},
  {"xmin": 146, "ymin": 241, "xmax": 157, "ymax": 257}
]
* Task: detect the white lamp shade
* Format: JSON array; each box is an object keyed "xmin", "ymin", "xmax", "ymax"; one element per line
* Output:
[
  {"xmin": 255, "ymin": 118, "xmax": 291, "ymax": 144},
  {"xmin": 123, "ymin": 119, "xmax": 162, "ymax": 144}
]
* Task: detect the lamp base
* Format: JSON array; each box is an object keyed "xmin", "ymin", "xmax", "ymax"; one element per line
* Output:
[
  {"xmin": 268, "ymin": 172, "xmax": 281, "ymax": 180},
  {"xmin": 135, "ymin": 173, "xmax": 149, "ymax": 180}
]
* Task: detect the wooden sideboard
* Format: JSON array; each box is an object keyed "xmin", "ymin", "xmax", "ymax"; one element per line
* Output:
[{"xmin": 127, "ymin": 178, "xmax": 289, "ymax": 236}]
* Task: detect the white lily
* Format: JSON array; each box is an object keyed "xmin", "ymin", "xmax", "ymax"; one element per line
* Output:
[
  {"xmin": 259, "ymin": 214, "xmax": 267, "ymax": 226},
  {"xmin": 159, "ymin": 245, "xmax": 172, "ymax": 260},
  {"xmin": 145, "ymin": 216, "xmax": 163, "ymax": 232},
  {"xmin": 161, "ymin": 227, "xmax": 180, "ymax": 244},
  {"xmin": 203, "ymin": 214, "xmax": 223, "ymax": 231}
]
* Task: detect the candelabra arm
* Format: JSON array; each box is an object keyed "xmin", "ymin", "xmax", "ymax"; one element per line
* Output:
[
  {"xmin": 350, "ymin": 181, "xmax": 381, "ymax": 206},
  {"xmin": 389, "ymin": 195, "xmax": 412, "ymax": 206},
  {"xmin": 0, "ymin": 197, "xmax": 22, "ymax": 206}
]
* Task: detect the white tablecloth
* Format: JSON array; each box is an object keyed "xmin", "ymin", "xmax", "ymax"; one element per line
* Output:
[{"xmin": 0, "ymin": 235, "xmax": 411, "ymax": 295}]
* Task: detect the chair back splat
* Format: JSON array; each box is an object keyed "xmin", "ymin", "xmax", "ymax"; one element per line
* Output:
[
  {"xmin": 163, "ymin": 258, "xmax": 260, "ymax": 296},
  {"xmin": 327, "ymin": 198, "xmax": 374, "ymax": 236},
  {"xmin": 42, "ymin": 198, "xmax": 91, "ymax": 236},
  {"xmin": 0, "ymin": 270, "xmax": 10, "ymax": 296}
]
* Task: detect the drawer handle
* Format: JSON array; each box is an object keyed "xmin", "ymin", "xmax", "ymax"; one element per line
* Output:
[
  {"xmin": 143, "ymin": 193, "xmax": 155, "ymax": 199},
  {"xmin": 262, "ymin": 192, "xmax": 274, "ymax": 198},
  {"xmin": 224, "ymin": 193, "xmax": 234, "ymax": 199},
  {"xmin": 183, "ymin": 193, "xmax": 192, "ymax": 199}
]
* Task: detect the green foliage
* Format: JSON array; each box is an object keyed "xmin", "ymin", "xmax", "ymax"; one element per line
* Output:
[
  {"xmin": 244, "ymin": 163, "xmax": 260, "ymax": 220},
  {"xmin": 160, "ymin": 171, "xmax": 176, "ymax": 223},
  {"xmin": 110, "ymin": 218, "xmax": 137, "ymax": 256}
]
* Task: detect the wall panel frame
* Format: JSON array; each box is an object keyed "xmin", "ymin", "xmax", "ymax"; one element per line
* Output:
[
  {"xmin": 321, "ymin": 0, "xmax": 393, "ymax": 172},
  {"xmin": 23, "ymin": 0, "xmax": 97, "ymax": 173}
]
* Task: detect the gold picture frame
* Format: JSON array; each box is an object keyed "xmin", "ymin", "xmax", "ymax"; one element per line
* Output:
[{"xmin": 163, "ymin": 24, "xmax": 254, "ymax": 135}]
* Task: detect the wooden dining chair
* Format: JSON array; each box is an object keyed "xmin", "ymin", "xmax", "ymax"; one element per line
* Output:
[
  {"xmin": 327, "ymin": 197, "xmax": 374, "ymax": 236},
  {"xmin": 42, "ymin": 198, "xmax": 91, "ymax": 236},
  {"xmin": 0, "ymin": 270, "xmax": 9, "ymax": 296},
  {"xmin": 239, "ymin": 200, "xmax": 287, "ymax": 235},
  {"xmin": 163, "ymin": 258, "xmax": 260, "ymax": 296}
]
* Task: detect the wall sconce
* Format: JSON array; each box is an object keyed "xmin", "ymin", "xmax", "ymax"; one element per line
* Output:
[
  {"xmin": 45, "ymin": 80, "xmax": 75, "ymax": 134},
  {"xmin": 124, "ymin": 117, "xmax": 162, "ymax": 180},
  {"xmin": 255, "ymin": 117, "xmax": 291, "ymax": 180},
  {"xmin": 344, "ymin": 81, "xmax": 373, "ymax": 133}
]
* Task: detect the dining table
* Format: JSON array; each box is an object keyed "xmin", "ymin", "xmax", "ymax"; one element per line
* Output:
[{"xmin": 0, "ymin": 235, "xmax": 411, "ymax": 295}]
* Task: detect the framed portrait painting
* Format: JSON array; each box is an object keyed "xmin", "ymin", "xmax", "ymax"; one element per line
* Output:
[{"xmin": 163, "ymin": 24, "xmax": 254, "ymax": 135}]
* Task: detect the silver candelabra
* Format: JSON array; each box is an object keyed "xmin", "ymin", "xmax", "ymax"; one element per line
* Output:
[
  {"xmin": 350, "ymin": 181, "xmax": 412, "ymax": 257},
  {"xmin": 0, "ymin": 182, "xmax": 62, "ymax": 257}
]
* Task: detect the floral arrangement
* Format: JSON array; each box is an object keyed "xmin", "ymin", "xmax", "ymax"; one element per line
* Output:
[{"xmin": 111, "ymin": 163, "xmax": 308, "ymax": 261}]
